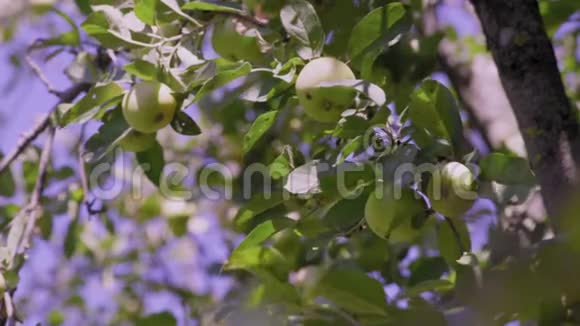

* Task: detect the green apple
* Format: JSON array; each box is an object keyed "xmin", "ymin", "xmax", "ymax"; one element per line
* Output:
[
  {"xmin": 295, "ymin": 57, "xmax": 356, "ymax": 123},
  {"xmin": 122, "ymin": 81, "xmax": 177, "ymax": 133},
  {"xmin": 428, "ymin": 162, "xmax": 477, "ymax": 218},
  {"xmin": 118, "ymin": 130, "xmax": 156, "ymax": 152},
  {"xmin": 365, "ymin": 184, "xmax": 428, "ymax": 242},
  {"xmin": 211, "ymin": 18, "xmax": 264, "ymax": 63}
]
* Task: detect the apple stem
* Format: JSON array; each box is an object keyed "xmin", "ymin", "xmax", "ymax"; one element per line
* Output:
[{"xmin": 444, "ymin": 216, "xmax": 467, "ymax": 254}]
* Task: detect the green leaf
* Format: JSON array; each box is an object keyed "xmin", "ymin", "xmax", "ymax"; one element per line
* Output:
[
  {"xmin": 123, "ymin": 60, "xmax": 160, "ymax": 80},
  {"xmin": 182, "ymin": 0, "xmax": 242, "ymax": 13},
  {"xmin": 280, "ymin": 0, "xmax": 324, "ymax": 59},
  {"xmin": 48, "ymin": 310, "xmax": 65, "ymax": 326},
  {"xmin": 268, "ymin": 151, "xmax": 292, "ymax": 180},
  {"xmin": 315, "ymin": 0, "xmax": 368, "ymax": 56},
  {"xmin": 38, "ymin": 212, "xmax": 53, "ymax": 240},
  {"xmin": 240, "ymin": 69, "xmax": 292, "ymax": 103},
  {"xmin": 33, "ymin": 9, "xmax": 81, "ymax": 48},
  {"xmin": 35, "ymin": 31, "xmax": 81, "ymax": 48},
  {"xmin": 337, "ymin": 136, "xmax": 363, "ymax": 165},
  {"xmin": 136, "ymin": 141, "xmax": 165, "ymax": 187},
  {"xmin": 192, "ymin": 62, "xmax": 251, "ymax": 102},
  {"xmin": 64, "ymin": 218, "xmax": 80, "ymax": 258},
  {"xmin": 252, "ymin": 269, "xmax": 301, "ymax": 305},
  {"xmin": 334, "ymin": 116, "xmax": 371, "ymax": 139},
  {"xmin": 171, "ymin": 111, "xmax": 202, "ymax": 136},
  {"xmin": 23, "ymin": 160, "xmax": 39, "ymax": 193},
  {"xmin": 74, "ymin": 0, "xmax": 91, "ymax": 14},
  {"xmin": 243, "ymin": 111, "xmax": 278, "ymax": 155},
  {"xmin": 540, "ymin": 0, "xmax": 580, "ymax": 36},
  {"xmin": 0, "ymin": 154, "xmax": 16, "ymax": 197},
  {"xmin": 60, "ymin": 83, "xmax": 124, "ymax": 127},
  {"xmin": 348, "ymin": 3, "xmax": 410, "ymax": 60},
  {"xmin": 136, "ymin": 312, "xmax": 177, "ymax": 326},
  {"xmin": 318, "ymin": 162, "xmax": 376, "ymax": 198},
  {"xmin": 134, "ymin": 0, "xmax": 159, "ymax": 25},
  {"xmin": 405, "ymin": 279, "xmax": 454, "ymax": 297},
  {"xmin": 159, "ymin": 0, "xmax": 200, "ymax": 25},
  {"xmin": 322, "ymin": 196, "xmax": 367, "ymax": 233},
  {"xmin": 81, "ymin": 6, "xmax": 155, "ymax": 49},
  {"xmin": 225, "ymin": 246, "xmax": 288, "ymax": 272},
  {"xmin": 479, "ymin": 152, "xmax": 536, "ymax": 185},
  {"xmin": 404, "ymin": 80, "xmax": 465, "ymax": 157},
  {"xmin": 83, "ymin": 108, "xmax": 130, "ymax": 163},
  {"xmin": 308, "ymin": 267, "xmax": 389, "ymax": 316},
  {"xmin": 391, "ymin": 307, "xmax": 447, "ymax": 326},
  {"xmin": 408, "ymin": 256, "xmax": 448, "ymax": 286},
  {"xmin": 233, "ymin": 218, "xmax": 295, "ymax": 253},
  {"xmin": 167, "ymin": 216, "xmax": 189, "ymax": 236},
  {"xmin": 437, "ymin": 219, "xmax": 471, "ymax": 266},
  {"xmin": 233, "ymin": 191, "xmax": 286, "ymax": 233}
]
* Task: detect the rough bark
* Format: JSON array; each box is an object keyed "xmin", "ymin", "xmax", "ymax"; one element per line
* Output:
[{"xmin": 469, "ymin": 0, "xmax": 580, "ymax": 223}]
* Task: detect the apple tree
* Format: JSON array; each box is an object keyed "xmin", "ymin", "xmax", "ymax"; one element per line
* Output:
[{"xmin": 0, "ymin": 0, "xmax": 580, "ymax": 324}]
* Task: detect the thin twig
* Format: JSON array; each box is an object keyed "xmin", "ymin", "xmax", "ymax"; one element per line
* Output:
[
  {"xmin": 0, "ymin": 82, "xmax": 91, "ymax": 175},
  {"xmin": 77, "ymin": 126, "xmax": 105, "ymax": 217},
  {"xmin": 3, "ymin": 292, "xmax": 15, "ymax": 326},
  {"xmin": 6, "ymin": 125, "xmax": 56, "ymax": 269},
  {"xmin": 25, "ymin": 47, "xmax": 61, "ymax": 97},
  {"xmin": 444, "ymin": 216, "xmax": 467, "ymax": 254},
  {"xmin": 20, "ymin": 126, "xmax": 56, "ymax": 254}
]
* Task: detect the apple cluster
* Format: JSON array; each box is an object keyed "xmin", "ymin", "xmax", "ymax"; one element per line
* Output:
[{"xmin": 365, "ymin": 162, "xmax": 477, "ymax": 241}]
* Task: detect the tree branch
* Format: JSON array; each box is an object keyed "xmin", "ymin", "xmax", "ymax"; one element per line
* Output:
[
  {"xmin": 10, "ymin": 126, "xmax": 56, "ymax": 264},
  {"xmin": 469, "ymin": 0, "xmax": 580, "ymax": 224},
  {"xmin": 25, "ymin": 45, "xmax": 61, "ymax": 97},
  {"xmin": 0, "ymin": 82, "xmax": 91, "ymax": 175}
]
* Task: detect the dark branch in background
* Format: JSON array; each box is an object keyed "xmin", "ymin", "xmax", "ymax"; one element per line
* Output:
[
  {"xmin": 0, "ymin": 82, "xmax": 90, "ymax": 175},
  {"xmin": 469, "ymin": 0, "xmax": 580, "ymax": 225},
  {"xmin": 422, "ymin": 0, "xmax": 550, "ymax": 243},
  {"xmin": 25, "ymin": 44, "xmax": 62, "ymax": 97},
  {"xmin": 20, "ymin": 126, "xmax": 56, "ymax": 252},
  {"xmin": 0, "ymin": 39, "xmax": 94, "ymax": 175},
  {"xmin": 3, "ymin": 127, "xmax": 55, "ymax": 326}
]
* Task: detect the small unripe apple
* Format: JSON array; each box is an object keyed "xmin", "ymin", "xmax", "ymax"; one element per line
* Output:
[
  {"xmin": 428, "ymin": 162, "xmax": 477, "ymax": 218},
  {"xmin": 211, "ymin": 18, "xmax": 264, "ymax": 63},
  {"xmin": 365, "ymin": 184, "xmax": 428, "ymax": 241},
  {"xmin": 295, "ymin": 57, "xmax": 356, "ymax": 123},
  {"xmin": 122, "ymin": 81, "xmax": 177, "ymax": 133},
  {"xmin": 118, "ymin": 130, "xmax": 156, "ymax": 152}
]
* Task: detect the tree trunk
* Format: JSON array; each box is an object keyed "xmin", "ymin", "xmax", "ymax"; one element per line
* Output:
[{"xmin": 469, "ymin": 0, "xmax": 580, "ymax": 224}]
